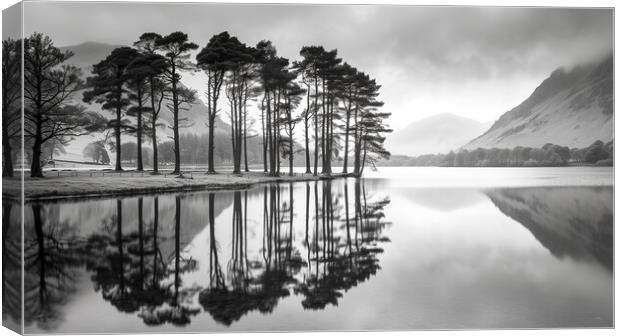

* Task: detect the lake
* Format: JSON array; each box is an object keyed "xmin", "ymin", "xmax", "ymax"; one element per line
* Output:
[{"xmin": 3, "ymin": 167, "xmax": 613, "ymax": 333}]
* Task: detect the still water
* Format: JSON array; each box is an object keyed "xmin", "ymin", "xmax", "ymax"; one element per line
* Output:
[{"xmin": 3, "ymin": 167, "xmax": 613, "ymax": 332}]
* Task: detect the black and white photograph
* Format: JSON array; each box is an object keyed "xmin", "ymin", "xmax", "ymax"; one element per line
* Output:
[{"xmin": 0, "ymin": 0, "xmax": 615, "ymax": 334}]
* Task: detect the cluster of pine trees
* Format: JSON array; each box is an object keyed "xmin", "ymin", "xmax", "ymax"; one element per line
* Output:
[
  {"xmin": 384, "ymin": 140, "xmax": 614, "ymax": 167},
  {"xmin": 2, "ymin": 31, "xmax": 392, "ymax": 178},
  {"xmin": 2, "ymin": 34, "xmax": 106, "ymax": 177}
]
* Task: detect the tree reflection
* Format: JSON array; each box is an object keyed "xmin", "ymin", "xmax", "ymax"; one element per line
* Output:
[
  {"xmin": 24, "ymin": 203, "xmax": 85, "ymax": 331},
  {"xmin": 141, "ymin": 196, "xmax": 200, "ymax": 326},
  {"xmin": 2, "ymin": 201, "xmax": 22, "ymax": 332},
  {"xmin": 18, "ymin": 179, "xmax": 391, "ymax": 330},
  {"xmin": 295, "ymin": 179, "xmax": 390, "ymax": 310},
  {"xmin": 199, "ymin": 187, "xmax": 300, "ymax": 325},
  {"xmin": 86, "ymin": 199, "xmax": 141, "ymax": 313},
  {"xmin": 85, "ymin": 197, "xmax": 199, "ymax": 326}
]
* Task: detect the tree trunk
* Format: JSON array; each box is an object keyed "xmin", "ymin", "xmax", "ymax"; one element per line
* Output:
[
  {"xmin": 151, "ymin": 120, "xmax": 158, "ymax": 173},
  {"xmin": 325, "ymin": 94, "xmax": 333, "ymax": 175},
  {"xmin": 353, "ymin": 107, "xmax": 361, "ymax": 176},
  {"xmin": 313, "ymin": 75, "xmax": 319, "ymax": 176},
  {"xmin": 275, "ymin": 90, "xmax": 281, "ymax": 175},
  {"xmin": 261, "ymin": 97, "xmax": 268, "ymax": 173},
  {"xmin": 114, "ymin": 81, "xmax": 123, "ymax": 172},
  {"xmin": 171, "ymin": 64, "xmax": 181, "ymax": 175},
  {"xmin": 288, "ymin": 111, "xmax": 294, "ymax": 177},
  {"xmin": 30, "ymin": 115, "xmax": 43, "ymax": 177},
  {"xmin": 243, "ymin": 103, "xmax": 249, "ymax": 172},
  {"xmin": 208, "ymin": 114, "xmax": 215, "ymax": 173},
  {"xmin": 149, "ymin": 77, "xmax": 159, "ymax": 173},
  {"xmin": 304, "ymin": 84, "xmax": 311, "ymax": 174},
  {"xmin": 320, "ymin": 82, "xmax": 327, "ymax": 174},
  {"xmin": 342, "ymin": 97, "xmax": 352, "ymax": 174},
  {"xmin": 3, "ymin": 122, "xmax": 13, "ymax": 177},
  {"xmin": 267, "ymin": 91, "xmax": 276, "ymax": 176},
  {"xmin": 207, "ymin": 74, "xmax": 220, "ymax": 174},
  {"xmin": 136, "ymin": 89, "xmax": 143, "ymax": 171},
  {"xmin": 360, "ymin": 140, "xmax": 368, "ymax": 176}
]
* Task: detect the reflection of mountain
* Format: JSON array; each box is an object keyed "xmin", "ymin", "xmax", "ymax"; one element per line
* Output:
[
  {"xmin": 396, "ymin": 188, "xmax": 487, "ymax": 212},
  {"xmin": 486, "ymin": 187, "xmax": 613, "ymax": 271}
]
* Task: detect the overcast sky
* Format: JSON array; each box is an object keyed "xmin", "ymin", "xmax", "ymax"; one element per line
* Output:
[{"xmin": 19, "ymin": 2, "xmax": 613, "ymax": 130}]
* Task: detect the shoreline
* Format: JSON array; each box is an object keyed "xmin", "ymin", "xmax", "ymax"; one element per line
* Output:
[{"xmin": 2, "ymin": 171, "xmax": 355, "ymax": 203}]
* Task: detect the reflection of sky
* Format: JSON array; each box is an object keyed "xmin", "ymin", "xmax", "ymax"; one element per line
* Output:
[
  {"xmin": 372, "ymin": 190, "xmax": 611, "ymax": 329},
  {"xmin": 22, "ymin": 169, "xmax": 614, "ymax": 332},
  {"xmin": 363, "ymin": 166, "xmax": 614, "ymax": 188}
]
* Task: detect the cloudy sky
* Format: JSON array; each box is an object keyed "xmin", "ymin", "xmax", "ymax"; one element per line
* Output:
[{"xmin": 19, "ymin": 2, "xmax": 613, "ymax": 130}]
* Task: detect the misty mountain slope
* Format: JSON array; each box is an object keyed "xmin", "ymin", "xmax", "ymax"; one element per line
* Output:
[
  {"xmin": 386, "ymin": 113, "xmax": 491, "ymax": 156},
  {"xmin": 464, "ymin": 55, "xmax": 613, "ymax": 150},
  {"xmin": 56, "ymin": 42, "xmax": 241, "ymax": 162}
]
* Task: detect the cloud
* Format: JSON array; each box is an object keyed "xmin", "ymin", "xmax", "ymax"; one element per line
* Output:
[{"xmin": 21, "ymin": 3, "xmax": 613, "ymax": 128}]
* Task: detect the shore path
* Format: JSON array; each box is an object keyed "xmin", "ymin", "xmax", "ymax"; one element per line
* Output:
[{"xmin": 3, "ymin": 170, "xmax": 354, "ymax": 202}]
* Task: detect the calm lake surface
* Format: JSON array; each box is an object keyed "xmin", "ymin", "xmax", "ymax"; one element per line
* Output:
[{"xmin": 3, "ymin": 167, "xmax": 613, "ymax": 333}]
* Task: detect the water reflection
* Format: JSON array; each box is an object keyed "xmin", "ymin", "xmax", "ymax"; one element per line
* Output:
[
  {"xmin": 3, "ymin": 176, "xmax": 613, "ymax": 331},
  {"xmin": 6, "ymin": 179, "xmax": 391, "ymax": 331},
  {"xmin": 486, "ymin": 186, "xmax": 613, "ymax": 271},
  {"xmin": 2, "ymin": 202, "xmax": 22, "ymax": 333}
]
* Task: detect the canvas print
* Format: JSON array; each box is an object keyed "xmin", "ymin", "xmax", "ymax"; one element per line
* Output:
[{"xmin": 1, "ymin": 1, "xmax": 614, "ymax": 334}]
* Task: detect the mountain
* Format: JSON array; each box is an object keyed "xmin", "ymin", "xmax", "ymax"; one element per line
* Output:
[
  {"xmin": 386, "ymin": 113, "xmax": 491, "ymax": 156},
  {"xmin": 55, "ymin": 42, "xmax": 249, "ymax": 163},
  {"xmin": 464, "ymin": 55, "xmax": 613, "ymax": 150}
]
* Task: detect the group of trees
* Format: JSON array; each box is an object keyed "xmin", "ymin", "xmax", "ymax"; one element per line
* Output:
[
  {"xmin": 2, "ymin": 34, "xmax": 106, "ymax": 177},
  {"xmin": 383, "ymin": 140, "xmax": 614, "ymax": 167},
  {"xmin": 2, "ymin": 31, "xmax": 391, "ymax": 178},
  {"xmin": 193, "ymin": 31, "xmax": 392, "ymax": 176},
  {"xmin": 83, "ymin": 32, "xmax": 197, "ymax": 174}
]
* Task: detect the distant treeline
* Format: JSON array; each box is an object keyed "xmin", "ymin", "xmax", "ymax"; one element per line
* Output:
[{"xmin": 380, "ymin": 140, "xmax": 614, "ymax": 167}]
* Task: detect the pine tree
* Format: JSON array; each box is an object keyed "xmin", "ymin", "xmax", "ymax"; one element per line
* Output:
[
  {"xmin": 83, "ymin": 46, "xmax": 138, "ymax": 171},
  {"xmin": 2, "ymin": 38, "xmax": 21, "ymax": 177},
  {"xmin": 155, "ymin": 32, "xmax": 198, "ymax": 174},
  {"xmin": 134, "ymin": 33, "xmax": 169, "ymax": 173},
  {"xmin": 24, "ymin": 33, "xmax": 104, "ymax": 177}
]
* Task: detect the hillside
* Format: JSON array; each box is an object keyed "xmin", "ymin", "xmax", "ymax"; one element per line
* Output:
[
  {"xmin": 464, "ymin": 55, "xmax": 613, "ymax": 150},
  {"xmin": 386, "ymin": 113, "xmax": 491, "ymax": 156}
]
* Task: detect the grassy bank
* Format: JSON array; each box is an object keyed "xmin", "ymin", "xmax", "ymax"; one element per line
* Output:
[{"xmin": 3, "ymin": 171, "xmax": 353, "ymax": 202}]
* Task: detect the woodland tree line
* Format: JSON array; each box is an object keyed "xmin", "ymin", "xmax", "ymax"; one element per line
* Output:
[
  {"xmin": 2, "ymin": 31, "xmax": 392, "ymax": 178},
  {"xmin": 382, "ymin": 140, "xmax": 614, "ymax": 167}
]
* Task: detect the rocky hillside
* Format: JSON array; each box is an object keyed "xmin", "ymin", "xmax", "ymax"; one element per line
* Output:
[{"xmin": 464, "ymin": 55, "xmax": 613, "ymax": 150}]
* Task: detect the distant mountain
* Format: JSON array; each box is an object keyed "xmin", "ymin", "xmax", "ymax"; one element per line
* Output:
[
  {"xmin": 386, "ymin": 113, "xmax": 491, "ymax": 156},
  {"xmin": 60, "ymin": 42, "xmax": 122, "ymax": 72},
  {"xmin": 464, "ymin": 55, "xmax": 613, "ymax": 150},
  {"xmin": 56, "ymin": 42, "xmax": 253, "ymax": 164}
]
